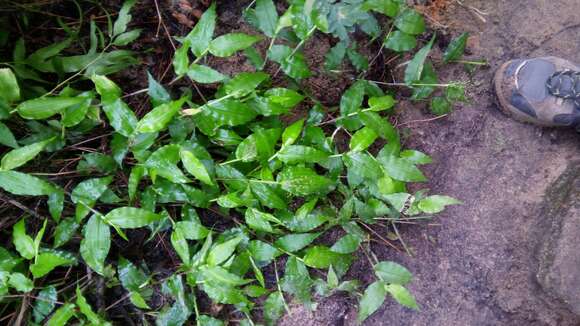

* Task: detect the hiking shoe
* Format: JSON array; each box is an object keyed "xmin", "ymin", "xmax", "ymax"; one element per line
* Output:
[{"xmin": 494, "ymin": 56, "xmax": 580, "ymax": 129}]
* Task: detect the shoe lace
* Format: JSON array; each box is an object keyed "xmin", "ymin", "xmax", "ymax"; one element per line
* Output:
[{"xmin": 546, "ymin": 70, "xmax": 580, "ymax": 108}]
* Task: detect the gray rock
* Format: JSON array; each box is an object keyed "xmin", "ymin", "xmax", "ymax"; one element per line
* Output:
[{"xmin": 537, "ymin": 160, "xmax": 580, "ymax": 316}]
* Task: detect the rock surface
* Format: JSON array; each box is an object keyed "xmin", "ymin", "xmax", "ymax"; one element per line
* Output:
[{"xmin": 537, "ymin": 161, "xmax": 580, "ymax": 316}]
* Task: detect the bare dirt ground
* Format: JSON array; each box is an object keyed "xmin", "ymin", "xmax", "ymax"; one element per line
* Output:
[{"xmin": 281, "ymin": 0, "xmax": 580, "ymax": 325}]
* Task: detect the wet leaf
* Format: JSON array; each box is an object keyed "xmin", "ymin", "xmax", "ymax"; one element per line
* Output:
[
  {"xmin": 0, "ymin": 122, "xmax": 18, "ymax": 148},
  {"xmin": 404, "ymin": 36, "xmax": 435, "ymax": 84},
  {"xmin": 417, "ymin": 195, "xmax": 461, "ymax": 214},
  {"xmin": 0, "ymin": 171, "xmax": 55, "ymax": 196},
  {"xmin": 443, "ymin": 32, "xmax": 469, "ymax": 63},
  {"xmin": 278, "ymin": 145, "xmax": 329, "ymax": 164},
  {"xmin": 171, "ymin": 227, "xmax": 190, "ymax": 266},
  {"xmin": 277, "ymin": 166, "xmax": 335, "ymax": 196},
  {"xmin": 17, "ymin": 97, "xmax": 84, "ymax": 120},
  {"xmin": 12, "ymin": 219, "xmax": 34, "ymax": 260},
  {"xmin": 255, "ymin": 0, "xmax": 278, "ymax": 37},
  {"xmin": 386, "ymin": 284, "xmax": 418, "ymax": 309},
  {"xmin": 76, "ymin": 286, "xmax": 111, "ymax": 325},
  {"xmin": 225, "ymin": 72, "xmax": 269, "ymax": 97},
  {"xmin": 384, "ymin": 30, "xmax": 416, "ymax": 52},
  {"xmin": 207, "ymin": 236, "xmax": 242, "ymax": 266},
  {"xmin": 281, "ymin": 119, "xmax": 304, "ymax": 147},
  {"xmin": 47, "ymin": 303, "xmax": 75, "ymax": 326},
  {"xmin": 374, "ymin": 261, "xmax": 412, "ymax": 285},
  {"xmin": 30, "ymin": 249, "xmax": 77, "ymax": 278},
  {"xmin": 187, "ymin": 64, "xmax": 227, "ymax": 84},
  {"xmin": 357, "ymin": 281, "xmax": 387, "ymax": 323},
  {"xmin": 395, "ymin": 9, "xmax": 425, "ymax": 35},
  {"xmin": 147, "ymin": 72, "xmax": 171, "ymax": 106},
  {"xmin": 362, "ymin": 0, "xmax": 401, "ymax": 17},
  {"xmin": 136, "ymin": 98, "xmax": 185, "ymax": 133},
  {"xmin": 33, "ymin": 286, "xmax": 57, "ymax": 323},
  {"xmin": 209, "ymin": 33, "xmax": 263, "ymax": 57},
  {"xmin": 275, "ymin": 233, "xmax": 320, "ymax": 253},
  {"xmin": 185, "ymin": 2, "xmax": 216, "ymax": 57},
  {"xmin": 303, "ymin": 245, "xmax": 351, "ymax": 269},
  {"xmin": 0, "ymin": 68, "xmax": 20, "ymax": 102},
  {"xmin": 349, "ymin": 127, "xmax": 378, "ymax": 152},
  {"xmin": 8, "ymin": 272, "xmax": 33, "ymax": 292},
  {"xmin": 264, "ymin": 292, "xmax": 285, "ymax": 325},
  {"xmin": 104, "ymin": 207, "xmax": 162, "ymax": 229},
  {"xmin": 80, "ymin": 215, "xmax": 110, "ymax": 275}
]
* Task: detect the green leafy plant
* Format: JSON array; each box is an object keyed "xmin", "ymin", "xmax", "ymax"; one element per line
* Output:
[{"xmin": 0, "ymin": 1, "xmax": 466, "ymax": 325}]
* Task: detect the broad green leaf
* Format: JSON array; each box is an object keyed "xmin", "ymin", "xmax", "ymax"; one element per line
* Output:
[
  {"xmin": 173, "ymin": 41, "xmax": 190, "ymax": 76},
  {"xmin": 278, "ymin": 145, "xmax": 330, "ymax": 164},
  {"xmin": 374, "ymin": 261, "xmax": 412, "ymax": 285},
  {"xmin": 362, "ymin": 0, "xmax": 401, "ymax": 17},
  {"xmin": 207, "ymin": 236, "xmax": 242, "ymax": 266},
  {"xmin": 303, "ymin": 245, "xmax": 350, "ymax": 269},
  {"xmin": 430, "ymin": 96, "xmax": 451, "ymax": 116},
  {"xmin": 417, "ymin": 195, "xmax": 461, "ymax": 214},
  {"xmin": 53, "ymin": 218, "xmax": 79, "ymax": 248},
  {"xmin": 198, "ymin": 98, "xmax": 257, "ymax": 127},
  {"xmin": 445, "ymin": 84, "xmax": 467, "ymax": 103},
  {"xmin": 347, "ymin": 45, "xmax": 369, "ymax": 72},
  {"xmin": 209, "ymin": 33, "xmax": 263, "ymax": 57},
  {"xmin": 144, "ymin": 144, "xmax": 190, "ymax": 183},
  {"xmin": 113, "ymin": 29, "xmax": 141, "ymax": 46},
  {"xmin": 72, "ymin": 176, "xmax": 113, "ymax": 221},
  {"xmin": 0, "ymin": 248, "xmax": 21, "ymax": 272},
  {"xmin": 128, "ymin": 166, "xmax": 145, "ymax": 202},
  {"xmin": 101, "ymin": 99, "xmax": 138, "ymax": 137},
  {"xmin": 136, "ymin": 98, "xmax": 185, "ymax": 133},
  {"xmin": 343, "ymin": 152, "xmax": 383, "ymax": 183},
  {"xmin": 171, "ymin": 227, "xmax": 190, "ymax": 266},
  {"xmin": 187, "ymin": 64, "xmax": 227, "ymax": 84},
  {"xmin": 340, "ymin": 80, "xmax": 365, "ymax": 121},
  {"xmin": 180, "ymin": 149, "xmax": 214, "ymax": 186},
  {"xmin": 443, "ymin": 32, "xmax": 469, "ymax": 63},
  {"xmin": 80, "ymin": 215, "xmax": 110, "ymax": 275},
  {"xmin": 281, "ymin": 256, "xmax": 312, "ymax": 303},
  {"xmin": 264, "ymin": 292, "xmax": 285, "ymax": 325},
  {"xmin": 330, "ymin": 234, "xmax": 361, "ymax": 254},
  {"xmin": 324, "ymin": 41, "xmax": 347, "ymax": 71},
  {"xmin": 400, "ymin": 150, "xmax": 432, "ymax": 164},
  {"xmin": 104, "ymin": 207, "xmax": 162, "ymax": 229},
  {"xmin": 225, "ymin": 72, "xmax": 269, "ymax": 97},
  {"xmin": 404, "ymin": 36, "xmax": 435, "ymax": 84},
  {"xmin": 384, "ymin": 30, "xmax": 416, "ymax": 52},
  {"xmin": 8, "ymin": 272, "xmax": 33, "ymax": 292},
  {"xmin": 349, "ymin": 127, "xmax": 378, "ymax": 152},
  {"xmin": 250, "ymin": 182, "xmax": 286, "ymax": 209},
  {"xmin": 91, "ymin": 75, "xmax": 122, "ymax": 103},
  {"xmin": 76, "ymin": 286, "xmax": 111, "ymax": 325},
  {"xmin": 0, "ymin": 122, "xmax": 18, "ymax": 148},
  {"xmin": 17, "ymin": 97, "xmax": 84, "ymax": 120},
  {"xmin": 147, "ymin": 72, "xmax": 171, "ymax": 106},
  {"xmin": 277, "ymin": 166, "xmax": 335, "ymax": 196},
  {"xmin": 198, "ymin": 315, "xmax": 225, "ymax": 326},
  {"xmin": 245, "ymin": 208, "xmax": 279, "ymax": 233},
  {"xmin": 186, "ymin": 2, "xmax": 216, "ymax": 57},
  {"xmin": 264, "ymin": 88, "xmax": 304, "ymax": 108},
  {"xmin": 47, "ymin": 303, "xmax": 75, "ymax": 326},
  {"xmin": 386, "ymin": 284, "xmax": 419, "ymax": 309},
  {"xmin": 118, "ymin": 257, "xmax": 148, "ymax": 291},
  {"xmin": 275, "ymin": 233, "xmax": 320, "ymax": 253},
  {"xmin": 255, "ymin": 0, "xmax": 278, "ymax": 37},
  {"xmin": 368, "ymin": 95, "xmax": 396, "ymax": 111},
  {"xmin": 33, "ymin": 286, "xmax": 57, "ymax": 323},
  {"xmin": 357, "ymin": 281, "xmax": 387, "ymax": 323},
  {"xmin": 282, "ymin": 119, "xmax": 304, "ymax": 147},
  {"xmin": 13, "ymin": 219, "xmax": 34, "ymax": 260},
  {"xmin": 112, "ymin": 0, "xmax": 136, "ymax": 36},
  {"xmin": 395, "ymin": 9, "xmax": 425, "ymax": 35},
  {"xmin": 0, "ymin": 68, "xmax": 20, "ymax": 102},
  {"xmin": 175, "ymin": 220, "xmax": 209, "ymax": 240},
  {"xmin": 378, "ymin": 151, "xmax": 426, "ymax": 182},
  {"xmin": 0, "ymin": 159, "xmax": 46, "ymax": 195},
  {"xmin": 30, "ymin": 249, "xmax": 77, "ymax": 278},
  {"xmin": 201, "ymin": 265, "xmax": 252, "ymax": 286},
  {"xmin": 248, "ymin": 240, "xmax": 280, "ymax": 265},
  {"xmin": 411, "ymin": 62, "xmax": 438, "ymax": 100},
  {"xmin": 235, "ymin": 128, "xmax": 281, "ymax": 162}
]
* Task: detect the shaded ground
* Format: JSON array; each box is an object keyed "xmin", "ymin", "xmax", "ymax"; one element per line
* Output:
[{"xmin": 281, "ymin": 0, "xmax": 580, "ymax": 325}]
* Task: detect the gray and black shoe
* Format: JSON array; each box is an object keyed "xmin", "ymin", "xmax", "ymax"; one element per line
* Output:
[{"xmin": 494, "ymin": 56, "xmax": 580, "ymax": 130}]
